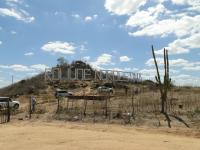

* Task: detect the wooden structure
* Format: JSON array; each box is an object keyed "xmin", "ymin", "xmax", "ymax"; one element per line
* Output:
[
  {"xmin": 0, "ymin": 100, "xmax": 11, "ymax": 124},
  {"xmin": 57, "ymin": 95, "xmax": 112, "ymax": 118},
  {"xmin": 45, "ymin": 67, "xmax": 142, "ymax": 82},
  {"xmin": 67, "ymin": 95, "xmax": 111, "ymax": 101}
]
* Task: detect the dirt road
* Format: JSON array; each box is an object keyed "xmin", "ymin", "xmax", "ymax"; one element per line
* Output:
[{"xmin": 0, "ymin": 121, "xmax": 199, "ymax": 150}]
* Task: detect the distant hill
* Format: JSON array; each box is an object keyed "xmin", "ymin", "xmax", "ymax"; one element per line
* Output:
[
  {"xmin": 0, "ymin": 60, "xmax": 157, "ymax": 97},
  {"xmin": 0, "ymin": 74, "xmax": 47, "ymax": 97},
  {"xmin": 0, "ymin": 60, "xmax": 93, "ymax": 97}
]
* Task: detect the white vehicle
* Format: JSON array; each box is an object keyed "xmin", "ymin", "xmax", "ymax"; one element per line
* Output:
[
  {"xmin": 55, "ymin": 89, "xmax": 73, "ymax": 98},
  {"xmin": 0, "ymin": 97, "xmax": 20, "ymax": 109},
  {"xmin": 97, "ymin": 86, "xmax": 113, "ymax": 93}
]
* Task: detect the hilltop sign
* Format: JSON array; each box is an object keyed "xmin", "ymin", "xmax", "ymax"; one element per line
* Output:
[{"xmin": 45, "ymin": 67, "xmax": 142, "ymax": 82}]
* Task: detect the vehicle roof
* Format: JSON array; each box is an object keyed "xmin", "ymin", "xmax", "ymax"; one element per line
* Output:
[
  {"xmin": 99, "ymin": 86, "xmax": 110, "ymax": 87},
  {"xmin": 56, "ymin": 90, "xmax": 68, "ymax": 92},
  {"xmin": 0, "ymin": 97, "xmax": 10, "ymax": 99},
  {"xmin": 56, "ymin": 88, "xmax": 67, "ymax": 91}
]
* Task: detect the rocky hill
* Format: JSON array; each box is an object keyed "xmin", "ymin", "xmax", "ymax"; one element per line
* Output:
[{"xmin": 0, "ymin": 60, "xmax": 154, "ymax": 97}]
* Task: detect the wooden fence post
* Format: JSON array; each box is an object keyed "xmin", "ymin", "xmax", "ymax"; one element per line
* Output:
[
  {"xmin": 83, "ymin": 100, "xmax": 87, "ymax": 116},
  {"xmin": 105, "ymin": 96, "xmax": 108, "ymax": 118},
  {"xmin": 131, "ymin": 89, "xmax": 135, "ymax": 118},
  {"xmin": 29, "ymin": 96, "xmax": 32, "ymax": 119},
  {"xmin": 57, "ymin": 97, "xmax": 60, "ymax": 113},
  {"xmin": 7, "ymin": 99, "xmax": 10, "ymax": 122}
]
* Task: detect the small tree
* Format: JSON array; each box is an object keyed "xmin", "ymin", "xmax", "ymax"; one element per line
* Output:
[{"xmin": 57, "ymin": 57, "xmax": 66, "ymax": 66}]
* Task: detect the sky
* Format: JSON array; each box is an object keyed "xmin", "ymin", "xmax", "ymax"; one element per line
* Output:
[{"xmin": 0, "ymin": 0, "xmax": 199, "ymax": 88}]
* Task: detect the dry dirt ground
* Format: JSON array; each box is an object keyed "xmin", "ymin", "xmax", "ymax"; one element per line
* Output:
[{"xmin": 0, "ymin": 121, "xmax": 200, "ymax": 150}]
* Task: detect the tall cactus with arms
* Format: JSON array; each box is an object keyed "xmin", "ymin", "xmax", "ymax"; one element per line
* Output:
[{"xmin": 152, "ymin": 45, "xmax": 172, "ymax": 127}]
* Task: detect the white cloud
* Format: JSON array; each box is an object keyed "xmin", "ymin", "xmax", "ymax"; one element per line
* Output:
[
  {"xmin": 139, "ymin": 68, "xmax": 171, "ymax": 76},
  {"xmin": 11, "ymin": 30, "xmax": 17, "ymax": 34},
  {"xmin": 126, "ymin": 3, "xmax": 200, "ymax": 55},
  {"xmin": 103, "ymin": 0, "xmax": 200, "ymax": 86},
  {"xmin": 126, "ymin": 10, "xmax": 156, "ymax": 28},
  {"xmin": 90, "ymin": 53, "xmax": 113, "ymax": 70},
  {"xmin": 54, "ymin": 11, "xmax": 66, "ymax": 16},
  {"xmin": 156, "ymin": 32, "xmax": 200, "ymax": 55},
  {"xmin": 24, "ymin": 52, "xmax": 34, "ymax": 56},
  {"xmin": 139, "ymin": 68, "xmax": 158, "ymax": 76},
  {"xmin": 71, "ymin": 14, "xmax": 80, "ymax": 19},
  {"xmin": 183, "ymin": 66, "xmax": 200, "ymax": 71},
  {"xmin": 129, "ymin": 15, "xmax": 200, "ymax": 38},
  {"xmin": 104, "ymin": 0, "xmax": 147, "ymax": 15},
  {"xmin": 104, "ymin": 0, "xmax": 200, "ymax": 56},
  {"xmin": 84, "ymin": 16, "xmax": 92, "ymax": 22},
  {"xmin": 0, "ymin": 8, "xmax": 35, "ymax": 23},
  {"xmin": 172, "ymin": 74, "xmax": 200, "ymax": 86},
  {"xmin": 93, "ymin": 14, "xmax": 98, "ymax": 19},
  {"xmin": 0, "ymin": 64, "xmax": 32, "ymax": 72},
  {"xmin": 139, "ymin": 68, "xmax": 179, "ymax": 82},
  {"xmin": 6, "ymin": 0, "xmax": 19, "ymax": 2},
  {"xmin": 5, "ymin": 0, "xmax": 22, "ymax": 3},
  {"xmin": 0, "ymin": 78, "xmax": 3, "ymax": 82},
  {"xmin": 120, "ymin": 56, "xmax": 132, "ymax": 62},
  {"xmin": 143, "ymin": 56, "xmax": 200, "ymax": 85},
  {"xmin": 173, "ymin": 74, "xmax": 191, "ymax": 79},
  {"xmin": 108, "ymin": 67, "xmax": 138, "ymax": 72},
  {"xmin": 0, "ymin": 41, "xmax": 2, "ymax": 45},
  {"xmin": 85, "ymin": 14, "xmax": 98, "ymax": 22},
  {"xmin": 188, "ymin": 5, "xmax": 200, "ymax": 12},
  {"xmin": 171, "ymin": 0, "xmax": 187, "ymax": 5},
  {"xmin": 41, "ymin": 41, "xmax": 76, "ymax": 55},
  {"xmin": 72, "ymin": 14, "xmax": 98, "ymax": 22},
  {"xmin": 5, "ymin": 0, "xmax": 23, "ymax": 6},
  {"xmin": 83, "ymin": 56, "xmax": 90, "ymax": 61},
  {"xmin": 156, "ymin": 0, "xmax": 168, "ymax": 3},
  {"xmin": 146, "ymin": 58, "xmax": 189, "ymax": 67},
  {"xmin": 26, "ymin": 72, "xmax": 39, "ymax": 76},
  {"xmin": 0, "ymin": 64, "xmax": 49, "ymax": 72},
  {"xmin": 79, "ymin": 45, "xmax": 88, "ymax": 51},
  {"xmin": 96, "ymin": 53, "xmax": 112, "ymax": 65},
  {"xmin": 129, "ymin": 19, "xmax": 175, "ymax": 37},
  {"xmin": 111, "ymin": 50, "xmax": 118, "ymax": 54},
  {"xmin": 0, "ymin": 80, "xmax": 11, "ymax": 88},
  {"xmin": 145, "ymin": 57, "xmax": 200, "ymax": 71},
  {"xmin": 171, "ymin": 0, "xmax": 200, "ymax": 6},
  {"xmin": 0, "ymin": 63, "xmax": 49, "ymax": 88},
  {"xmin": 126, "ymin": 4, "xmax": 169, "ymax": 28},
  {"xmin": 30, "ymin": 64, "xmax": 49, "ymax": 71}
]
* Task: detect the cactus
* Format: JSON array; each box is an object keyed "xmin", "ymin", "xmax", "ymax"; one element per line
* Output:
[
  {"xmin": 152, "ymin": 46, "xmax": 172, "ymax": 112},
  {"xmin": 152, "ymin": 45, "xmax": 190, "ymax": 128},
  {"xmin": 152, "ymin": 45, "xmax": 172, "ymax": 127}
]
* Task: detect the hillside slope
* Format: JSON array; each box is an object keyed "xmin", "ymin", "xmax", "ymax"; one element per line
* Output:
[{"xmin": 0, "ymin": 74, "xmax": 47, "ymax": 97}]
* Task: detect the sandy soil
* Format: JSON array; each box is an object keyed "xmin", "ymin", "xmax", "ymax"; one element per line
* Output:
[{"xmin": 0, "ymin": 121, "xmax": 200, "ymax": 150}]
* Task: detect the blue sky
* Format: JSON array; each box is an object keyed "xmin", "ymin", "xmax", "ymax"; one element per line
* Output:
[{"xmin": 0, "ymin": 0, "xmax": 199, "ymax": 87}]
